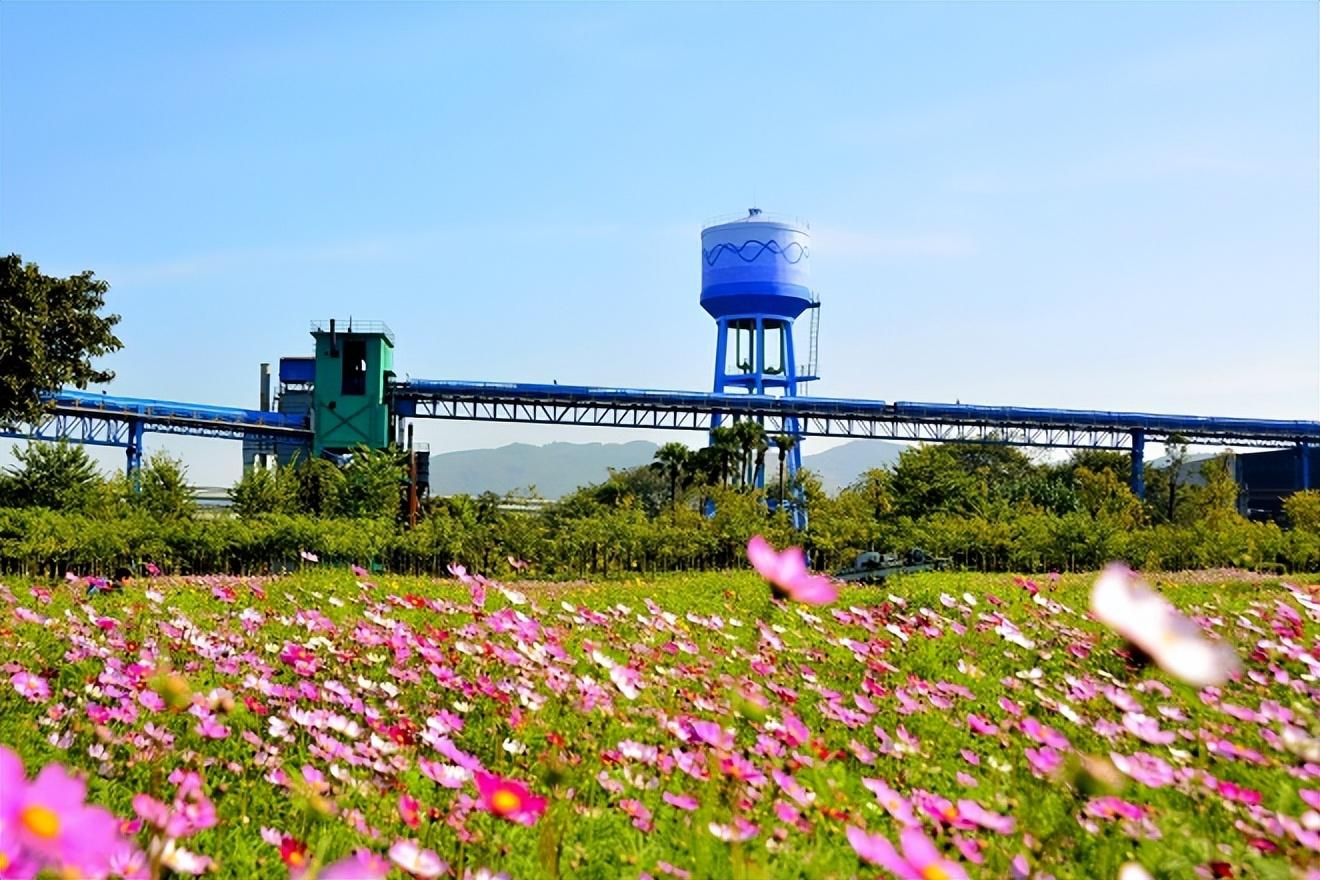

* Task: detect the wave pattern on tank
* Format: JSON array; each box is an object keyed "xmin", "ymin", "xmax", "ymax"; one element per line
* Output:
[{"xmin": 702, "ymin": 239, "xmax": 809, "ymax": 266}]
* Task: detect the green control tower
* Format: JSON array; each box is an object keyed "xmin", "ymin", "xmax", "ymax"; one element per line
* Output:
[{"xmin": 310, "ymin": 319, "xmax": 395, "ymax": 455}]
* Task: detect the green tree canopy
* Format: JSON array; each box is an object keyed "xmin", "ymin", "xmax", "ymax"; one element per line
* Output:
[
  {"xmin": 2, "ymin": 441, "xmax": 103, "ymax": 512},
  {"xmin": 134, "ymin": 453, "xmax": 196, "ymax": 520},
  {"xmin": 1, "ymin": 255, "xmax": 123, "ymax": 426}
]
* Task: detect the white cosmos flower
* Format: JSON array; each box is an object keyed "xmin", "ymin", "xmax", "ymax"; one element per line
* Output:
[
  {"xmin": 1091, "ymin": 564, "xmax": 1241, "ymax": 687},
  {"xmin": 1118, "ymin": 864, "xmax": 1154, "ymax": 880}
]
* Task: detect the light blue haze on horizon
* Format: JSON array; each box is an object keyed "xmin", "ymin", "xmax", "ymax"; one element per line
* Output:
[{"xmin": 1, "ymin": 2, "xmax": 1317, "ymax": 486}]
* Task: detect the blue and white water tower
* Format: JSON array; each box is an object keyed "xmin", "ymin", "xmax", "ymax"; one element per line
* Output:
[{"xmin": 701, "ymin": 209, "xmax": 819, "ymax": 516}]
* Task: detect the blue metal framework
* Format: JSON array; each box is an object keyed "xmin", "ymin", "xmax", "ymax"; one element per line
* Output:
[
  {"xmin": 0, "ymin": 391, "xmax": 311, "ymax": 473},
  {"xmin": 5, "ymin": 384, "xmax": 1315, "ymax": 500},
  {"xmin": 393, "ymin": 380, "xmax": 1319, "ymax": 448},
  {"xmin": 393, "ymin": 379, "xmax": 1320, "ymax": 497}
]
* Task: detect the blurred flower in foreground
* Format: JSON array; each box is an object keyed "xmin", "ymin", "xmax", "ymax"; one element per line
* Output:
[
  {"xmin": 1090, "ymin": 563, "xmax": 1240, "ymax": 687},
  {"xmin": 747, "ymin": 535, "xmax": 838, "ymax": 606},
  {"xmin": 846, "ymin": 825, "xmax": 968, "ymax": 879}
]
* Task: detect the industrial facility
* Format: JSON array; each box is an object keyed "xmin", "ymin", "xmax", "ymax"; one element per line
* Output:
[{"xmin": 5, "ymin": 211, "xmax": 1317, "ymax": 522}]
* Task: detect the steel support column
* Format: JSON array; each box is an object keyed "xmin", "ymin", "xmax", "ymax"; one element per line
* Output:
[
  {"xmin": 1301, "ymin": 442, "xmax": 1312, "ymax": 491},
  {"xmin": 125, "ymin": 419, "xmax": 144, "ymax": 476},
  {"xmin": 1130, "ymin": 429, "xmax": 1145, "ymax": 500}
]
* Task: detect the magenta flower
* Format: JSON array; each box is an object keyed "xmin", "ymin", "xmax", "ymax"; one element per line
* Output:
[
  {"xmin": 473, "ymin": 771, "xmax": 546, "ymax": 826},
  {"xmin": 8, "ymin": 759, "xmax": 123, "ymax": 874},
  {"xmin": 862, "ymin": 778, "xmax": 917, "ymax": 826},
  {"xmin": 399, "ymin": 794, "xmax": 421, "ymax": 828},
  {"xmin": 956, "ymin": 799, "xmax": 1015, "ymax": 834},
  {"xmin": 663, "ymin": 792, "xmax": 699, "ymax": 811},
  {"xmin": 966, "ymin": 714, "xmax": 999, "ymax": 736},
  {"xmin": 1109, "ymin": 752, "xmax": 1175, "ymax": 788},
  {"xmin": 351, "ymin": 564, "xmax": 369, "ymax": 578},
  {"xmin": 1121, "ymin": 713, "xmax": 1175, "ymax": 746},
  {"xmin": 747, "ymin": 535, "xmax": 838, "ymax": 606},
  {"xmin": 320, "ymin": 849, "xmax": 391, "ymax": 880},
  {"xmin": 846, "ymin": 826, "xmax": 968, "ymax": 880},
  {"xmin": 10, "ymin": 672, "xmax": 49, "ymax": 703}
]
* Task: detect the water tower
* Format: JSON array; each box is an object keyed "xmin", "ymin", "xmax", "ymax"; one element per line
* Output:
[{"xmin": 701, "ymin": 210, "xmax": 819, "ymax": 520}]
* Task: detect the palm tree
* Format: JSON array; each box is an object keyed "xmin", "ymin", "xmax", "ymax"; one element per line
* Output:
[
  {"xmin": 708, "ymin": 425, "xmax": 741, "ymax": 488},
  {"xmin": 650, "ymin": 442, "xmax": 691, "ymax": 509},
  {"xmin": 772, "ymin": 433, "xmax": 798, "ymax": 508},
  {"xmin": 730, "ymin": 420, "xmax": 767, "ymax": 489}
]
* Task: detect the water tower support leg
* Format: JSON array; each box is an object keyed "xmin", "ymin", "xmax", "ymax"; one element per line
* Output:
[{"xmin": 1130, "ymin": 430, "xmax": 1145, "ymax": 500}]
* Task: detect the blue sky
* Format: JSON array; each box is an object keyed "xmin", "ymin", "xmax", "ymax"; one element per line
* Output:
[{"xmin": 2, "ymin": 2, "xmax": 1317, "ymax": 485}]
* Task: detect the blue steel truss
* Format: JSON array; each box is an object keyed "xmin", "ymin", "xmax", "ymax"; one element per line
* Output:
[
  {"xmin": 0, "ymin": 391, "xmax": 312, "ymax": 472},
  {"xmin": 392, "ymin": 380, "xmax": 1320, "ymax": 450}
]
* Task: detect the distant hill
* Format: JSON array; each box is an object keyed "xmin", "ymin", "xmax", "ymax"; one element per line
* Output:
[
  {"xmin": 802, "ymin": 440, "xmax": 907, "ymax": 493},
  {"xmin": 427, "ymin": 437, "xmax": 910, "ymax": 499},
  {"xmin": 429, "ymin": 441, "xmax": 658, "ymax": 498}
]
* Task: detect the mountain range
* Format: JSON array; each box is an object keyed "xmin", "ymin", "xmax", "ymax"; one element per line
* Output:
[{"xmin": 428, "ymin": 438, "xmax": 907, "ymax": 499}]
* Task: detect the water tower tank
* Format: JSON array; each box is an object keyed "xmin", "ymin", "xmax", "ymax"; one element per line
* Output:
[{"xmin": 700, "ymin": 212, "xmax": 812, "ymax": 320}]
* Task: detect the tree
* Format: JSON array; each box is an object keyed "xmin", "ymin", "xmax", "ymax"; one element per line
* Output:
[
  {"xmin": 1, "ymin": 255, "xmax": 123, "ymax": 426},
  {"xmin": 295, "ymin": 458, "xmax": 346, "ymax": 517},
  {"xmin": 650, "ymin": 442, "xmax": 692, "ymax": 510},
  {"xmin": 1283, "ymin": 490, "xmax": 1320, "ymax": 533},
  {"xmin": 2, "ymin": 441, "xmax": 103, "ymax": 512},
  {"xmin": 730, "ymin": 419, "xmax": 767, "ymax": 488},
  {"xmin": 134, "ymin": 453, "xmax": 196, "ymax": 520},
  {"xmin": 229, "ymin": 465, "xmax": 296, "ymax": 518},
  {"xmin": 703, "ymin": 426, "xmax": 741, "ymax": 488},
  {"xmin": 889, "ymin": 445, "xmax": 982, "ymax": 518},
  {"xmin": 342, "ymin": 445, "xmax": 406, "ymax": 520},
  {"xmin": 1162, "ymin": 435, "xmax": 1190, "ymax": 524},
  {"xmin": 771, "ymin": 433, "xmax": 798, "ymax": 506}
]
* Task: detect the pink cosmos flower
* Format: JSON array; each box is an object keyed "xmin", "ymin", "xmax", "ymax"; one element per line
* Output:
[
  {"xmin": 320, "ymin": 849, "xmax": 391, "ymax": 880},
  {"xmin": 846, "ymin": 826, "xmax": 968, "ymax": 880},
  {"xmin": 956, "ymin": 799, "xmax": 1015, "ymax": 834},
  {"xmin": 194, "ymin": 716, "xmax": 230, "ymax": 740},
  {"xmin": 1109, "ymin": 752, "xmax": 1175, "ymax": 788},
  {"xmin": 1121, "ymin": 713, "xmax": 1175, "ymax": 746},
  {"xmin": 861, "ymin": 778, "xmax": 917, "ymax": 826},
  {"xmin": 1025, "ymin": 746, "xmax": 1063, "ymax": 776},
  {"xmin": 7, "ymin": 758, "xmax": 123, "ymax": 874},
  {"xmin": 1091, "ymin": 564, "xmax": 1240, "ymax": 686},
  {"xmin": 1021, "ymin": 717, "xmax": 1069, "ymax": 749},
  {"xmin": 388, "ymin": 839, "xmax": 447, "ymax": 878},
  {"xmin": 399, "ymin": 794, "xmax": 421, "ymax": 828},
  {"xmin": 708, "ymin": 818, "xmax": 758, "ymax": 842},
  {"xmin": 351, "ymin": 564, "xmax": 369, "ymax": 578},
  {"xmin": 690, "ymin": 720, "xmax": 735, "ymax": 751},
  {"xmin": 663, "ymin": 792, "xmax": 699, "ymax": 811},
  {"xmin": 144, "ymin": 561, "xmax": 162, "ymax": 577},
  {"xmin": 11, "ymin": 672, "xmax": 49, "ymax": 702},
  {"xmin": 746, "ymin": 535, "xmax": 838, "ymax": 606},
  {"xmin": 620, "ymin": 798, "xmax": 653, "ymax": 832},
  {"xmin": 967, "ymin": 714, "xmax": 999, "ymax": 735},
  {"xmin": 473, "ymin": 772, "xmax": 546, "ymax": 826}
]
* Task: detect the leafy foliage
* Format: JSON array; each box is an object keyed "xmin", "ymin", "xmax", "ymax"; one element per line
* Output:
[{"xmin": 0, "ymin": 254, "xmax": 123, "ymax": 426}]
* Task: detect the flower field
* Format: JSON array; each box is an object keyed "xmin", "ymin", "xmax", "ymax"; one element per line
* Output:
[{"xmin": 1, "ymin": 559, "xmax": 1318, "ymax": 879}]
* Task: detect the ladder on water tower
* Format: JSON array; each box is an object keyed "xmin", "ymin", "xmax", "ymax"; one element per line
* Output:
[{"xmin": 797, "ymin": 292, "xmax": 821, "ymax": 394}]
